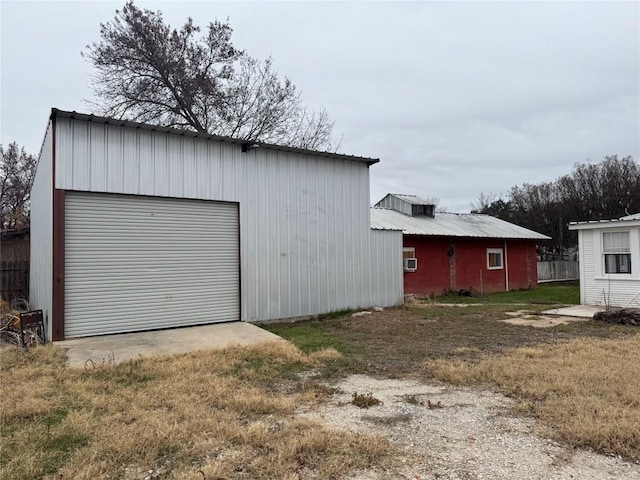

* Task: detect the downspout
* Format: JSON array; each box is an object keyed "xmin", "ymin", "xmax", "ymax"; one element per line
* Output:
[{"xmin": 504, "ymin": 240, "xmax": 509, "ymax": 292}]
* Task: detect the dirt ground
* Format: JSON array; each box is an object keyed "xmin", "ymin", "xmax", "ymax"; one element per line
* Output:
[
  {"xmin": 5, "ymin": 295, "xmax": 637, "ymax": 479},
  {"xmin": 301, "ymin": 374, "xmax": 640, "ymax": 480},
  {"xmin": 500, "ymin": 309, "xmax": 591, "ymax": 327},
  {"xmin": 267, "ymin": 304, "xmax": 640, "ymax": 479},
  {"xmin": 267, "ymin": 304, "xmax": 635, "ymax": 379}
]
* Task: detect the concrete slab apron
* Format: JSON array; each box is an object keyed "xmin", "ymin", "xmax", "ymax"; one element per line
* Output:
[
  {"xmin": 541, "ymin": 305, "xmax": 606, "ymax": 318},
  {"xmin": 56, "ymin": 322, "xmax": 284, "ymax": 368}
]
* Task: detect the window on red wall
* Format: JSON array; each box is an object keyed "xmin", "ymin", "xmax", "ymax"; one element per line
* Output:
[
  {"xmin": 487, "ymin": 248, "xmax": 503, "ymax": 270},
  {"xmin": 403, "ymin": 247, "xmax": 415, "ymax": 260},
  {"xmin": 403, "ymin": 247, "xmax": 417, "ymax": 272}
]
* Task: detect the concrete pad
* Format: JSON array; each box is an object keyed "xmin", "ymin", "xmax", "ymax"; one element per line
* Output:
[
  {"xmin": 502, "ymin": 315, "xmax": 590, "ymax": 328},
  {"xmin": 541, "ymin": 305, "xmax": 605, "ymax": 318},
  {"xmin": 56, "ymin": 322, "xmax": 285, "ymax": 368}
]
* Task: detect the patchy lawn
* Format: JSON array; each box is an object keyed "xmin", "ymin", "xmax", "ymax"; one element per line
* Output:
[
  {"xmin": 264, "ymin": 284, "xmax": 640, "ymax": 461},
  {"xmin": 0, "ymin": 343, "xmax": 394, "ymax": 480},
  {"xmin": 265, "ymin": 306, "xmax": 629, "ymax": 378},
  {"xmin": 424, "ymin": 335, "xmax": 640, "ymax": 460},
  {"xmin": 3, "ymin": 284, "xmax": 639, "ymax": 477},
  {"xmin": 432, "ymin": 281, "xmax": 580, "ymax": 305}
]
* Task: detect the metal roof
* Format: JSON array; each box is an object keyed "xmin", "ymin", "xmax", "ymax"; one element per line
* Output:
[
  {"xmin": 385, "ymin": 194, "xmax": 435, "ymax": 205},
  {"xmin": 568, "ymin": 212, "xmax": 640, "ymax": 230},
  {"xmin": 50, "ymin": 108, "xmax": 380, "ymax": 166},
  {"xmin": 370, "ymin": 207, "xmax": 550, "ymax": 240}
]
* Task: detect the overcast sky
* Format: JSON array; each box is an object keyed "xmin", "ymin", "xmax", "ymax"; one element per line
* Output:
[{"xmin": 1, "ymin": 1, "xmax": 638, "ymax": 212}]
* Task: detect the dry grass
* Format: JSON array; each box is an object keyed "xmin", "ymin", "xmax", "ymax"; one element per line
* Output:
[
  {"xmin": 351, "ymin": 392, "xmax": 382, "ymax": 409},
  {"xmin": 424, "ymin": 333, "xmax": 640, "ymax": 460},
  {"xmin": 265, "ymin": 303, "xmax": 635, "ymax": 378},
  {"xmin": 267, "ymin": 291, "xmax": 639, "ymax": 461},
  {"xmin": 0, "ymin": 342, "xmax": 395, "ymax": 480}
]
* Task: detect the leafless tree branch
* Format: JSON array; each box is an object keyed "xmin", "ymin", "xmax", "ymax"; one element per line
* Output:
[
  {"xmin": 84, "ymin": 1, "xmax": 338, "ymax": 150},
  {"xmin": 0, "ymin": 143, "xmax": 37, "ymax": 230}
]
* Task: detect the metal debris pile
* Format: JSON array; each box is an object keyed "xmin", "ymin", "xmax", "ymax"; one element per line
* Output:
[{"xmin": 0, "ymin": 298, "xmax": 46, "ymax": 347}]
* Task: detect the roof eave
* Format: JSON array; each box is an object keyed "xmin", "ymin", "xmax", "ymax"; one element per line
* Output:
[
  {"xmin": 401, "ymin": 232, "xmax": 550, "ymax": 240},
  {"xmin": 50, "ymin": 108, "xmax": 380, "ymax": 166},
  {"xmin": 569, "ymin": 218, "xmax": 640, "ymax": 230}
]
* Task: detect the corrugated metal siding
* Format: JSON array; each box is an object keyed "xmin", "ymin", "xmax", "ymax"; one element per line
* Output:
[
  {"xmin": 385, "ymin": 194, "xmax": 434, "ymax": 206},
  {"xmin": 375, "ymin": 195, "xmax": 412, "ymax": 216},
  {"xmin": 29, "ymin": 122, "xmax": 54, "ymax": 340},
  {"xmin": 371, "ymin": 207, "xmax": 549, "ymax": 240},
  {"xmin": 55, "ymin": 118, "xmax": 395, "ymax": 322},
  {"xmin": 52, "ymin": 109, "xmax": 379, "ymax": 165},
  {"xmin": 581, "ymin": 227, "xmax": 640, "ymax": 307},
  {"xmin": 367, "ymin": 230, "xmax": 404, "ymax": 307},
  {"xmin": 65, "ymin": 192, "xmax": 239, "ymax": 337}
]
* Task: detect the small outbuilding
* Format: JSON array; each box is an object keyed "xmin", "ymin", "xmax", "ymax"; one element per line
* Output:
[
  {"xmin": 371, "ymin": 194, "xmax": 549, "ymax": 296},
  {"xmin": 568, "ymin": 213, "xmax": 640, "ymax": 308},
  {"xmin": 30, "ymin": 109, "xmax": 403, "ymax": 341}
]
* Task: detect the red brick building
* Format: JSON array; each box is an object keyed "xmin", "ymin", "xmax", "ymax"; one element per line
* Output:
[{"xmin": 371, "ymin": 194, "xmax": 549, "ymax": 296}]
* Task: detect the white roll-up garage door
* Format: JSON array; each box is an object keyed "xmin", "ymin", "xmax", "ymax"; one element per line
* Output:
[{"xmin": 65, "ymin": 192, "xmax": 240, "ymax": 338}]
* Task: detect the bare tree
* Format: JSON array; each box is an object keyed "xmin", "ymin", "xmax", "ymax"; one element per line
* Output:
[
  {"xmin": 472, "ymin": 155, "xmax": 639, "ymax": 259},
  {"xmin": 84, "ymin": 1, "xmax": 337, "ymax": 150},
  {"xmin": 212, "ymin": 56, "xmax": 335, "ymax": 150},
  {"xmin": 556, "ymin": 155, "xmax": 640, "ymax": 221},
  {"xmin": 0, "ymin": 143, "xmax": 37, "ymax": 230},
  {"xmin": 470, "ymin": 192, "xmax": 503, "ymax": 214}
]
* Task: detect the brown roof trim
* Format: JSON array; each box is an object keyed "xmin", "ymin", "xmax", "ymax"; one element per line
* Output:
[
  {"xmin": 50, "ymin": 108, "xmax": 380, "ymax": 166},
  {"xmin": 51, "ymin": 116, "xmax": 65, "ymax": 341}
]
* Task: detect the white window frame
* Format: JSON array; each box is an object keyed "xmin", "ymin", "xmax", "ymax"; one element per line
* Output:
[
  {"xmin": 403, "ymin": 247, "xmax": 417, "ymax": 272},
  {"xmin": 487, "ymin": 248, "xmax": 503, "ymax": 270},
  {"xmin": 602, "ymin": 231, "xmax": 632, "ymax": 275},
  {"xmin": 403, "ymin": 247, "xmax": 415, "ymax": 259}
]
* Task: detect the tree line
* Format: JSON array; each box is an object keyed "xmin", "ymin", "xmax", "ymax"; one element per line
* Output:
[{"xmin": 471, "ymin": 155, "xmax": 640, "ymax": 260}]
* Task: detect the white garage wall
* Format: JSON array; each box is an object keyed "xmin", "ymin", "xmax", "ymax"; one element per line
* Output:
[
  {"xmin": 29, "ymin": 122, "xmax": 54, "ymax": 340},
  {"xmin": 368, "ymin": 229, "xmax": 404, "ymax": 307},
  {"xmin": 54, "ymin": 117, "xmax": 403, "ymax": 321}
]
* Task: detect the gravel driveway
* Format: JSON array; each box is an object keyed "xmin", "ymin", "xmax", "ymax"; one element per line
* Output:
[{"xmin": 301, "ymin": 375, "xmax": 640, "ymax": 480}]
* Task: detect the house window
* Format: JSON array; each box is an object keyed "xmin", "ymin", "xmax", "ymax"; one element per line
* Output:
[
  {"xmin": 602, "ymin": 231, "xmax": 631, "ymax": 274},
  {"xmin": 403, "ymin": 247, "xmax": 416, "ymax": 260},
  {"xmin": 403, "ymin": 247, "xmax": 417, "ymax": 272},
  {"xmin": 487, "ymin": 248, "xmax": 503, "ymax": 270}
]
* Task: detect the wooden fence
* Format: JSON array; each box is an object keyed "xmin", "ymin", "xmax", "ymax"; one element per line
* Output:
[
  {"xmin": 537, "ymin": 260, "xmax": 579, "ymax": 283},
  {"xmin": 1, "ymin": 260, "xmax": 29, "ymax": 302}
]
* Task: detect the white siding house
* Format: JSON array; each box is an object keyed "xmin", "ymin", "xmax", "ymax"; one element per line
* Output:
[
  {"xmin": 30, "ymin": 109, "xmax": 403, "ymax": 340},
  {"xmin": 569, "ymin": 214, "xmax": 640, "ymax": 308}
]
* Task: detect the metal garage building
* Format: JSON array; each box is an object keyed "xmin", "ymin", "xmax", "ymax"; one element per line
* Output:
[{"xmin": 30, "ymin": 109, "xmax": 403, "ymax": 340}]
